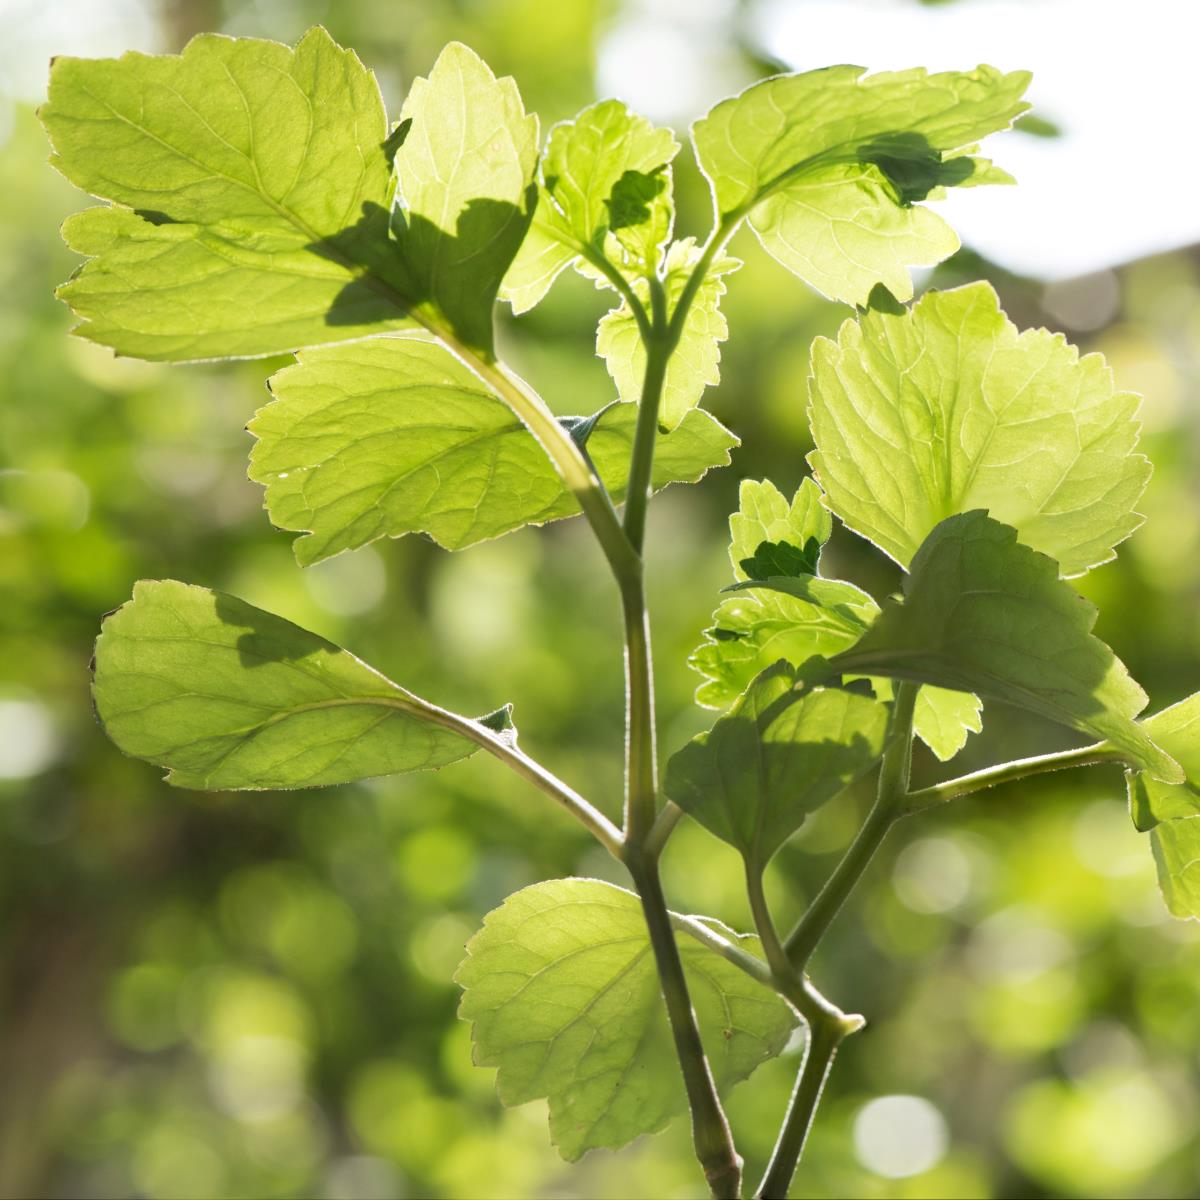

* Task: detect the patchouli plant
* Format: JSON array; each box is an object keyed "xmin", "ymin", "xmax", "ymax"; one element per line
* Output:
[{"xmin": 40, "ymin": 28, "xmax": 1200, "ymax": 1198}]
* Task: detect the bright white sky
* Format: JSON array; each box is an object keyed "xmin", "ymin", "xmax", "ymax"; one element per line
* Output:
[
  {"xmin": 602, "ymin": 0, "xmax": 1200, "ymax": 280},
  {"xmin": 3, "ymin": 0, "xmax": 1195, "ymax": 281}
]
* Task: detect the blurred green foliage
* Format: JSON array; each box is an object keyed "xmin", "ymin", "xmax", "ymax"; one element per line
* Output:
[{"xmin": 3, "ymin": 2, "xmax": 1200, "ymax": 1197}]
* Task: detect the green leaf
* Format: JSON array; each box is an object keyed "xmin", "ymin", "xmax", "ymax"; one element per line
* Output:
[
  {"xmin": 700, "ymin": 573, "xmax": 880, "ymax": 701},
  {"xmin": 1122, "ymin": 694, "xmax": 1200, "ymax": 918},
  {"xmin": 808, "ymin": 282, "xmax": 1150, "ymax": 577},
  {"xmin": 865, "ymin": 676, "xmax": 983, "ymax": 763},
  {"xmin": 830, "ymin": 511, "xmax": 1181, "ymax": 781},
  {"xmin": 692, "ymin": 65, "xmax": 1030, "ymax": 304},
  {"xmin": 728, "ymin": 479, "xmax": 831, "ymax": 581},
  {"xmin": 392, "ymin": 42, "xmax": 539, "ymax": 353},
  {"xmin": 502, "ymin": 100, "xmax": 678, "ymax": 312},
  {"xmin": 914, "ymin": 686, "xmax": 983, "ymax": 762},
  {"xmin": 1148, "ymin": 817, "xmax": 1200, "ymax": 919},
  {"xmin": 1126, "ymin": 694, "xmax": 1200, "ymax": 831},
  {"xmin": 93, "ymin": 580, "xmax": 490, "ymax": 789},
  {"xmin": 691, "ymin": 479, "xmax": 980, "ymax": 760},
  {"xmin": 43, "ymin": 27, "xmax": 414, "ymax": 361},
  {"xmin": 665, "ymin": 662, "xmax": 887, "ymax": 867},
  {"xmin": 455, "ymin": 878, "xmax": 795, "ymax": 1160},
  {"xmin": 250, "ymin": 335, "xmax": 737, "ymax": 564},
  {"xmin": 597, "ymin": 239, "xmax": 738, "ymax": 431}
]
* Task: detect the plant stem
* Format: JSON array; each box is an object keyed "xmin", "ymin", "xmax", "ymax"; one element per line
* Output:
[
  {"xmin": 612, "ymin": 270, "xmax": 741, "ymax": 1197},
  {"xmin": 743, "ymin": 863, "xmax": 862, "ymax": 1198},
  {"xmin": 622, "ymin": 574, "xmax": 658, "ymax": 842},
  {"xmin": 621, "ymin": 281, "xmax": 669, "ymax": 841},
  {"xmin": 902, "ymin": 741, "xmax": 1123, "ymax": 816},
  {"xmin": 625, "ymin": 849, "xmax": 743, "ymax": 1199},
  {"xmin": 755, "ymin": 1018, "xmax": 845, "ymax": 1200},
  {"xmin": 784, "ymin": 682, "xmax": 919, "ymax": 971},
  {"xmin": 450, "ymin": 347, "xmax": 640, "ymax": 586},
  {"xmin": 670, "ymin": 910, "xmax": 775, "ymax": 988},
  {"xmin": 623, "ymin": 281, "xmax": 671, "ymax": 555},
  {"xmin": 646, "ymin": 800, "xmax": 686, "ymax": 856},
  {"xmin": 394, "ymin": 695, "xmax": 625, "ymax": 858}
]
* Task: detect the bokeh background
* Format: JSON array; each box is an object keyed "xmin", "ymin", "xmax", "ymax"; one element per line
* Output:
[{"xmin": 3, "ymin": 1, "xmax": 1200, "ymax": 1197}]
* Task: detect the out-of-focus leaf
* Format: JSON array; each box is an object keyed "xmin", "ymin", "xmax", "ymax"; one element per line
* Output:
[
  {"xmin": 93, "ymin": 580, "xmax": 492, "ymax": 789},
  {"xmin": 692, "ymin": 65, "xmax": 1030, "ymax": 304},
  {"xmin": 831, "ymin": 511, "xmax": 1180, "ymax": 781},
  {"xmin": 665, "ymin": 662, "xmax": 887, "ymax": 867},
  {"xmin": 808, "ymin": 282, "xmax": 1149, "ymax": 577},
  {"xmin": 251, "ymin": 334, "xmax": 736, "ymax": 564},
  {"xmin": 455, "ymin": 877, "xmax": 794, "ymax": 1160}
]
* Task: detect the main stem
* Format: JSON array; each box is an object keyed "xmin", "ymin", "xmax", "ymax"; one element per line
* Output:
[
  {"xmin": 756, "ymin": 1020, "xmax": 844, "ymax": 1199},
  {"xmin": 617, "ymin": 278, "xmax": 741, "ymax": 1196},
  {"xmin": 627, "ymin": 849, "xmax": 743, "ymax": 1198}
]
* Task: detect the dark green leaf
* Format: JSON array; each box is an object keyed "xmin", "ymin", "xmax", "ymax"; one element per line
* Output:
[
  {"xmin": 665, "ymin": 662, "xmax": 887, "ymax": 867},
  {"xmin": 831, "ymin": 512, "xmax": 1181, "ymax": 781}
]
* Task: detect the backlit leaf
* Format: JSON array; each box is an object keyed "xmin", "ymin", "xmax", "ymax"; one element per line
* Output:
[
  {"xmin": 1127, "ymin": 693, "xmax": 1200, "ymax": 831},
  {"xmin": 93, "ymin": 580, "xmax": 494, "ymax": 789},
  {"xmin": 596, "ymin": 239, "xmax": 738, "ymax": 431},
  {"xmin": 250, "ymin": 335, "xmax": 737, "ymax": 564},
  {"xmin": 691, "ymin": 480, "xmax": 980, "ymax": 759},
  {"xmin": 43, "ymin": 28, "xmax": 412, "ymax": 361},
  {"xmin": 692, "ymin": 65, "xmax": 1030, "ymax": 304},
  {"xmin": 1122, "ymin": 694, "xmax": 1200, "ymax": 917},
  {"xmin": 455, "ymin": 878, "xmax": 795, "ymax": 1160},
  {"xmin": 809, "ymin": 283, "xmax": 1149, "ymax": 576},
  {"xmin": 391, "ymin": 41, "xmax": 539, "ymax": 353},
  {"xmin": 44, "ymin": 32, "xmax": 537, "ymax": 361},
  {"xmin": 502, "ymin": 100, "xmax": 677, "ymax": 312}
]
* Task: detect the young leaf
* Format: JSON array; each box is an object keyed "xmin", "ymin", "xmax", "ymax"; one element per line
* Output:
[
  {"xmin": 664, "ymin": 663, "xmax": 887, "ymax": 869},
  {"xmin": 1126, "ymin": 693, "xmax": 1200, "ymax": 831},
  {"xmin": 728, "ymin": 479, "xmax": 830, "ymax": 580},
  {"xmin": 808, "ymin": 283, "xmax": 1150, "ymax": 577},
  {"xmin": 42, "ymin": 28, "xmax": 414, "ymax": 361},
  {"xmin": 830, "ymin": 511, "xmax": 1181, "ymax": 782},
  {"xmin": 93, "ymin": 580, "xmax": 495, "ymax": 789},
  {"xmin": 597, "ymin": 239, "xmax": 739, "ymax": 431},
  {"xmin": 502, "ymin": 100, "xmax": 678, "ymax": 312},
  {"xmin": 392, "ymin": 42, "xmax": 539, "ymax": 354},
  {"xmin": 691, "ymin": 479, "xmax": 981, "ymax": 759},
  {"xmin": 455, "ymin": 878, "xmax": 795, "ymax": 1160},
  {"xmin": 250, "ymin": 335, "xmax": 737, "ymax": 564},
  {"xmin": 692, "ymin": 65, "xmax": 1030, "ymax": 304},
  {"xmin": 692, "ymin": 575, "xmax": 878, "ymax": 710}
]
